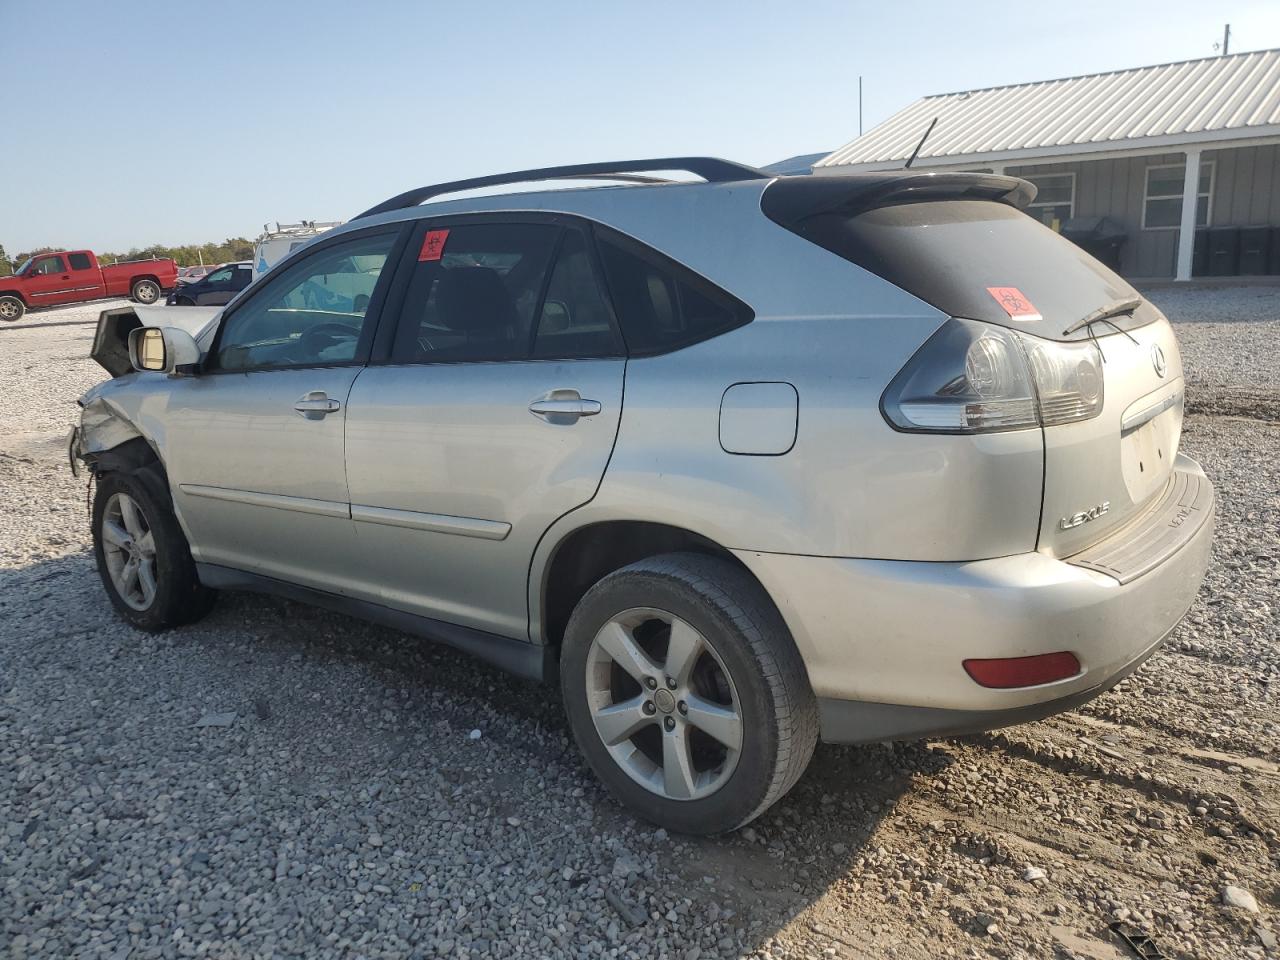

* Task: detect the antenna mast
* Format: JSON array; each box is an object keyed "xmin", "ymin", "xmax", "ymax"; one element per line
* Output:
[{"xmin": 903, "ymin": 117, "xmax": 938, "ymax": 169}]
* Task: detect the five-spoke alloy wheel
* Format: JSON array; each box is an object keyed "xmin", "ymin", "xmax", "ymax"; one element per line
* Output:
[
  {"xmin": 101, "ymin": 492, "xmax": 158, "ymax": 611},
  {"xmin": 561, "ymin": 553, "xmax": 818, "ymax": 835},
  {"xmin": 92, "ymin": 467, "xmax": 216, "ymax": 631},
  {"xmin": 587, "ymin": 607, "xmax": 743, "ymax": 801}
]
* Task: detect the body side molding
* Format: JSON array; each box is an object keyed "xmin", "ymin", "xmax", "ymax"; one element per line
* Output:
[
  {"xmin": 350, "ymin": 504, "xmax": 511, "ymax": 540},
  {"xmin": 179, "ymin": 484, "xmax": 350, "ymax": 519}
]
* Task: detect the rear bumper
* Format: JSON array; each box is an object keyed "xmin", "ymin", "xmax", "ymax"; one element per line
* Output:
[
  {"xmin": 816, "ymin": 633, "xmax": 1164, "ymax": 744},
  {"xmin": 733, "ymin": 454, "xmax": 1214, "ymax": 744}
]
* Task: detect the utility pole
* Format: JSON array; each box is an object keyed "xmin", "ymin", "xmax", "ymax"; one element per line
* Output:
[{"xmin": 858, "ymin": 76, "xmax": 863, "ymax": 136}]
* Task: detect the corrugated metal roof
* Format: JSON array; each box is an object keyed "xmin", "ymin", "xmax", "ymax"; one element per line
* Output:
[
  {"xmin": 760, "ymin": 151, "xmax": 830, "ymax": 175},
  {"xmin": 818, "ymin": 48, "xmax": 1280, "ymax": 169}
]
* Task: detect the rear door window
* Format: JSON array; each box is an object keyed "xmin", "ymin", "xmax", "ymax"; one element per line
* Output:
[
  {"xmin": 595, "ymin": 233, "xmax": 751, "ymax": 355},
  {"xmin": 533, "ymin": 230, "xmax": 623, "ymax": 359},
  {"xmin": 390, "ymin": 223, "xmax": 560, "ymax": 363}
]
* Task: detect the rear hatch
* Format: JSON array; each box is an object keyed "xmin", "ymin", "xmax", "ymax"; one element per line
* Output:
[
  {"xmin": 763, "ymin": 173, "xmax": 1184, "ymax": 558},
  {"xmin": 1038, "ymin": 309, "xmax": 1183, "ymax": 558}
]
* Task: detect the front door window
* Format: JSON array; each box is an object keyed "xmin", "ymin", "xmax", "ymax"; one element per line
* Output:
[{"xmin": 212, "ymin": 233, "xmax": 396, "ymax": 371}]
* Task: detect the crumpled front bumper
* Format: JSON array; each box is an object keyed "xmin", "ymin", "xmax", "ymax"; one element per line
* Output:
[{"xmin": 67, "ymin": 425, "xmax": 82, "ymax": 477}]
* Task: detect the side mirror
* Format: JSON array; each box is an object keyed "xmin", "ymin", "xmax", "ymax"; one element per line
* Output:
[{"xmin": 128, "ymin": 326, "xmax": 201, "ymax": 375}]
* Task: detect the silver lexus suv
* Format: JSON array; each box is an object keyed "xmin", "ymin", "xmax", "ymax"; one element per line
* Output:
[{"xmin": 72, "ymin": 158, "xmax": 1215, "ymax": 834}]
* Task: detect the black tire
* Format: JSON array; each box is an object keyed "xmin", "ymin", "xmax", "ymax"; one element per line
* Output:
[
  {"xmin": 0, "ymin": 295, "xmax": 25, "ymax": 322},
  {"xmin": 130, "ymin": 279, "xmax": 161, "ymax": 304},
  {"xmin": 91, "ymin": 467, "xmax": 216, "ymax": 631},
  {"xmin": 560, "ymin": 552, "xmax": 818, "ymax": 834},
  {"xmin": 174, "ymin": 295, "xmax": 195, "ymax": 307}
]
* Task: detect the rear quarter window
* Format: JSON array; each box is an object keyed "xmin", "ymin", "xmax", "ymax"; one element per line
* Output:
[{"xmin": 595, "ymin": 232, "xmax": 752, "ymax": 356}]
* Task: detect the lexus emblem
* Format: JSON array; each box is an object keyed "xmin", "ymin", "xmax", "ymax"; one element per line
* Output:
[{"xmin": 1151, "ymin": 344, "xmax": 1168, "ymax": 378}]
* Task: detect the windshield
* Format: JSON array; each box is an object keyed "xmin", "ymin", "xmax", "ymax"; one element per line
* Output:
[{"xmin": 14, "ymin": 258, "xmax": 32, "ymax": 276}]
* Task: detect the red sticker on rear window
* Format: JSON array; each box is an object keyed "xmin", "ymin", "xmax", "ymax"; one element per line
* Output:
[
  {"xmin": 418, "ymin": 229, "xmax": 450, "ymax": 262},
  {"xmin": 986, "ymin": 286, "xmax": 1041, "ymax": 321}
]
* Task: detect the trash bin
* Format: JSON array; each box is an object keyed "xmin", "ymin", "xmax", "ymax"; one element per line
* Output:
[
  {"xmin": 1193, "ymin": 228, "xmax": 1210, "ymax": 277},
  {"xmin": 1207, "ymin": 227, "xmax": 1240, "ymax": 277},
  {"xmin": 1239, "ymin": 227, "xmax": 1272, "ymax": 275},
  {"xmin": 1059, "ymin": 217, "xmax": 1127, "ymax": 271}
]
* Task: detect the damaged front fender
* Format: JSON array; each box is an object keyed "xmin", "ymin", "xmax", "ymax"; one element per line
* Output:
[
  {"xmin": 71, "ymin": 384, "xmax": 154, "ymax": 479},
  {"xmin": 79, "ymin": 391, "xmax": 144, "ymax": 456}
]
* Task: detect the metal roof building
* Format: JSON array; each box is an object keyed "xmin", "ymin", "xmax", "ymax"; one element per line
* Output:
[
  {"xmin": 817, "ymin": 49, "xmax": 1280, "ymax": 280},
  {"xmin": 760, "ymin": 151, "xmax": 831, "ymax": 176}
]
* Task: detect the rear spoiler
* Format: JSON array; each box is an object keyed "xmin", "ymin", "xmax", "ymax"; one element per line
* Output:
[{"xmin": 761, "ymin": 172, "xmax": 1037, "ymax": 228}]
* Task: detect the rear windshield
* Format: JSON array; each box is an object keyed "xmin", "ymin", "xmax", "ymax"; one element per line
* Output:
[{"xmin": 782, "ymin": 200, "xmax": 1142, "ymax": 338}]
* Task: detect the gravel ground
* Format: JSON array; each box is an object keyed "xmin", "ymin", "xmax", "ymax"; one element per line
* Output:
[
  {"xmin": 1140, "ymin": 283, "xmax": 1280, "ymax": 420},
  {"xmin": 1, "ymin": 293, "xmax": 1277, "ymax": 960}
]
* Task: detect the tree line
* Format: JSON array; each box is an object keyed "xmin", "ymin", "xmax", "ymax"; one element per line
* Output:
[{"xmin": 0, "ymin": 239, "xmax": 256, "ymax": 276}]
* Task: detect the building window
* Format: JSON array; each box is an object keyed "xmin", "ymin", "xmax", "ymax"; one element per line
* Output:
[
  {"xmin": 1023, "ymin": 173, "xmax": 1075, "ymax": 228},
  {"xmin": 1143, "ymin": 161, "xmax": 1213, "ymax": 230}
]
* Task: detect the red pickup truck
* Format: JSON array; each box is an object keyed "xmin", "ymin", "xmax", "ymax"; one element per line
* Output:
[{"xmin": 0, "ymin": 250, "xmax": 178, "ymax": 322}]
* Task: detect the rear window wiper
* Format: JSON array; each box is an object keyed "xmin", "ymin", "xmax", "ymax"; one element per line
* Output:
[{"xmin": 1063, "ymin": 297, "xmax": 1142, "ymax": 337}]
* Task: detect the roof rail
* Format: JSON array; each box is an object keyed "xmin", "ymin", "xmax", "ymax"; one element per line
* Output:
[{"xmin": 353, "ymin": 157, "xmax": 770, "ymax": 220}]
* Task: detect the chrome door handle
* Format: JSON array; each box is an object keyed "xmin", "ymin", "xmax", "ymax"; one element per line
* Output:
[
  {"xmin": 294, "ymin": 391, "xmax": 341, "ymax": 419},
  {"xmin": 528, "ymin": 390, "xmax": 602, "ymax": 424},
  {"xmin": 528, "ymin": 399, "xmax": 602, "ymax": 417}
]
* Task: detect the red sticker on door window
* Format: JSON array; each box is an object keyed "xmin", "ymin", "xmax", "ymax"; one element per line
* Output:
[
  {"xmin": 986, "ymin": 286, "xmax": 1041, "ymax": 321},
  {"xmin": 418, "ymin": 229, "xmax": 450, "ymax": 262}
]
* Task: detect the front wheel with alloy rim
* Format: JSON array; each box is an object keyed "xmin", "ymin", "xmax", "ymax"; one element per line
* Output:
[
  {"xmin": 91, "ymin": 469, "xmax": 216, "ymax": 631},
  {"xmin": 130, "ymin": 279, "xmax": 161, "ymax": 304},
  {"xmin": 0, "ymin": 295, "xmax": 25, "ymax": 322},
  {"xmin": 560, "ymin": 553, "xmax": 818, "ymax": 834}
]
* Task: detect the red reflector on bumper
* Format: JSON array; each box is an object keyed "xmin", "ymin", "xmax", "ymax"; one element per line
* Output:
[{"xmin": 963, "ymin": 652, "xmax": 1081, "ymax": 689}]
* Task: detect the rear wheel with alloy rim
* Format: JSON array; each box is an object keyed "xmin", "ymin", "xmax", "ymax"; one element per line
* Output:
[
  {"xmin": 587, "ymin": 607, "xmax": 744, "ymax": 801},
  {"xmin": 92, "ymin": 468, "xmax": 216, "ymax": 631},
  {"xmin": 561, "ymin": 553, "xmax": 818, "ymax": 834}
]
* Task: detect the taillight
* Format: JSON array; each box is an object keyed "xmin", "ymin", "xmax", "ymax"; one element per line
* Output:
[
  {"xmin": 881, "ymin": 318, "xmax": 1104, "ymax": 434},
  {"xmin": 1022, "ymin": 336, "xmax": 1105, "ymax": 427}
]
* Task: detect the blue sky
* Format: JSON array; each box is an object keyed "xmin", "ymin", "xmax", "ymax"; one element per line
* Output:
[{"xmin": 4, "ymin": 0, "xmax": 1278, "ymax": 253}]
